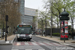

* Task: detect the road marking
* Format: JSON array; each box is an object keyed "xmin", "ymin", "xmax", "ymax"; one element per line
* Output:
[
  {"xmin": 25, "ymin": 49, "xmax": 32, "ymax": 50},
  {"xmin": 38, "ymin": 49, "xmax": 45, "ymax": 50},
  {"xmin": 39, "ymin": 42, "xmax": 45, "ymax": 45},
  {"xmin": 11, "ymin": 49, "xmax": 18, "ymax": 50},
  {"xmin": 11, "ymin": 49, "xmax": 45, "ymax": 50},
  {"xmin": 16, "ymin": 42, "xmax": 21, "ymax": 46},
  {"xmin": 28, "ymin": 42, "xmax": 33, "ymax": 45},
  {"xmin": 21, "ymin": 42, "xmax": 25, "ymax": 45},
  {"xmin": 25, "ymin": 42, "xmax": 29, "ymax": 45},
  {"xmin": 32, "ymin": 42, "xmax": 38, "ymax": 45},
  {"xmin": 6, "ymin": 41, "xmax": 9, "ymax": 43},
  {"xmin": 13, "ymin": 42, "xmax": 64, "ymax": 46}
]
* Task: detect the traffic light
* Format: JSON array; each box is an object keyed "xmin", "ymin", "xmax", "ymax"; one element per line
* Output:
[{"xmin": 6, "ymin": 15, "xmax": 8, "ymax": 21}]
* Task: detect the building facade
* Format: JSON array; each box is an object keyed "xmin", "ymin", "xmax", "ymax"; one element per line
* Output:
[
  {"xmin": 16, "ymin": 0, "xmax": 38, "ymax": 29},
  {"xmin": 24, "ymin": 7, "xmax": 38, "ymax": 29},
  {"xmin": 18, "ymin": 0, "xmax": 25, "ymax": 23}
]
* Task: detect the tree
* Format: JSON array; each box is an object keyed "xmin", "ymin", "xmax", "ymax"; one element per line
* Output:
[
  {"xmin": 38, "ymin": 11, "xmax": 50, "ymax": 29},
  {"xmin": 0, "ymin": 0, "xmax": 21, "ymax": 33}
]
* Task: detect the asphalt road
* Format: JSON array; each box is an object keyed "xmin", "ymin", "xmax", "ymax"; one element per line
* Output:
[
  {"xmin": 32, "ymin": 35, "xmax": 59, "ymax": 43},
  {"xmin": 0, "ymin": 45, "xmax": 12, "ymax": 50},
  {"xmin": 0, "ymin": 35, "xmax": 75, "ymax": 50}
]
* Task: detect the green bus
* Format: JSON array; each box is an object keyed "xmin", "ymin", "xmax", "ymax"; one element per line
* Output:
[{"xmin": 15, "ymin": 25, "xmax": 33, "ymax": 41}]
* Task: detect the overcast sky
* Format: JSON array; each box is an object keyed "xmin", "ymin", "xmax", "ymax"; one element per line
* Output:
[{"xmin": 25, "ymin": 0, "xmax": 44, "ymax": 10}]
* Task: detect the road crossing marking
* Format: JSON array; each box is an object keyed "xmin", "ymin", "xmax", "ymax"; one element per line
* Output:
[
  {"xmin": 28, "ymin": 42, "xmax": 33, "ymax": 45},
  {"xmin": 25, "ymin": 42, "xmax": 29, "ymax": 45},
  {"xmin": 21, "ymin": 42, "xmax": 25, "ymax": 45},
  {"xmin": 11, "ymin": 49, "xmax": 18, "ymax": 50},
  {"xmin": 11, "ymin": 49, "xmax": 45, "ymax": 50},
  {"xmin": 25, "ymin": 49, "xmax": 32, "ymax": 50},
  {"xmin": 32, "ymin": 42, "xmax": 38, "ymax": 45},
  {"xmin": 16, "ymin": 42, "xmax": 21, "ymax": 46},
  {"xmin": 13, "ymin": 42, "xmax": 64, "ymax": 46},
  {"xmin": 6, "ymin": 41, "xmax": 9, "ymax": 43},
  {"xmin": 38, "ymin": 49, "xmax": 45, "ymax": 50},
  {"xmin": 39, "ymin": 42, "xmax": 46, "ymax": 45}
]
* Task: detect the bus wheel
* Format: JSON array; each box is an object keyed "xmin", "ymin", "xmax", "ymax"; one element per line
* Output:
[{"xmin": 28, "ymin": 39, "xmax": 31, "ymax": 41}]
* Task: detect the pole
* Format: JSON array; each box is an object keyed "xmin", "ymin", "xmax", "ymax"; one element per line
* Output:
[
  {"xmin": 2, "ymin": 21, "xmax": 4, "ymax": 38},
  {"xmin": 5, "ymin": 20, "xmax": 7, "ymax": 41},
  {"xmin": 63, "ymin": 21, "xmax": 65, "ymax": 43}
]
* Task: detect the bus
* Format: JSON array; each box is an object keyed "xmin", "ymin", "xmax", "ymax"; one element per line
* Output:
[{"xmin": 15, "ymin": 25, "xmax": 33, "ymax": 41}]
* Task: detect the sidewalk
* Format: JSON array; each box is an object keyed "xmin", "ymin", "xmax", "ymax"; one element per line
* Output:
[
  {"xmin": 0, "ymin": 34, "xmax": 16, "ymax": 45},
  {"xmin": 36, "ymin": 35, "xmax": 75, "ymax": 47}
]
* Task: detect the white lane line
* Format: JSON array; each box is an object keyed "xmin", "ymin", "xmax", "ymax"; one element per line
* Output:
[
  {"xmin": 25, "ymin": 42, "xmax": 29, "ymax": 45},
  {"xmin": 11, "ymin": 49, "xmax": 18, "ymax": 50},
  {"xmin": 6, "ymin": 41, "xmax": 9, "ymax": 43},
  {"xmin": 39, "ymin": 42, "xmax": 45, "ymax": 45},
  {"xmin": 25, "ymin": 49, "xmax": 45, "ymax": 50},
  {"xmin": 16, "ymin": 42, "xmax": 21, "ymax": 46},
  {"xmin": 25, "ymin": 49, "xmax": 32, "ymax": 50},
  {"xmin": 32, "ymin": 42, "xmax": 38, "ymax": 45},
  {"xmin": 38, "ymin": 49, "xmax": 45, "ymax": 50}
]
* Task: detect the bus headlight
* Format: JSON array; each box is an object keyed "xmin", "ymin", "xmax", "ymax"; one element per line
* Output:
[{"xmin": 29, "ymin": 34, "xmax": 32, "ymax": 38}]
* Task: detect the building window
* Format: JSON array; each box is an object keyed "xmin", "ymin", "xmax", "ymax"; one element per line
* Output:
[{"xmin": 14, "ymin": 0, "xmax": 19, "ymax": 3}]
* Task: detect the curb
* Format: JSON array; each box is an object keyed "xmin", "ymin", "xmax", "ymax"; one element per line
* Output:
[
  {"xmin": 36, "ymin": 35, "xmax": 60, "ymax": 44},
  {"xmin": 11, "ymin": 36, "xmax": 16, "ymax": 43},
  {"xmin": 0, "ymin": 43, "xmax": 12, "ymax": 45},
  {"xmin": 0, "ymin": 35, "xmax": 16, "ymax": 45},
  {"xmin": 36, "ymin": 35, "xmax": 75, "ymax": 48},
  {"xmin": 67, "ymin": 45, "xmax": 75, "ymax": 48}
]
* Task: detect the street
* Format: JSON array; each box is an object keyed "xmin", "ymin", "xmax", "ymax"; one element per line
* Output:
[
  {"xmin": 0, "ymin": 45, "xmax": 12, "ymax": 50},
  {"xmin": 0, "ymin": 35, "xmax": 75, "ymax": 50},
  {"xmin": 8, "ymin": 35, "xmax": 75, "ymax": 50},
  {"xmin": 0, "ymin": 0, "xmax": 75, "ymax": 50}
]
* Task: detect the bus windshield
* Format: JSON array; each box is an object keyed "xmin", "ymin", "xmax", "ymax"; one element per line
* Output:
[{"xmin": 17, "ymin": 27, "xmax": 32, "ymax": 34}]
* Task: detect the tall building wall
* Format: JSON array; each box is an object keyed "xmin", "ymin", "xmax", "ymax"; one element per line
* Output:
[
  {"xmin": 19, "ymin": 0, "xmax": 25, "ymax": 23},
  {"xmin": 24, "ymin": 7, "xmax": 38, "ymax": 29},
  {"xmin": 24, "ymin": 7, "xmax": 37, "ymax": 25}
]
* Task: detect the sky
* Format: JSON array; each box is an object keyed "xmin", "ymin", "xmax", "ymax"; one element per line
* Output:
[{"xmin": 25, "ymin": 0, "xmax": 44, "ymax": 10}]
